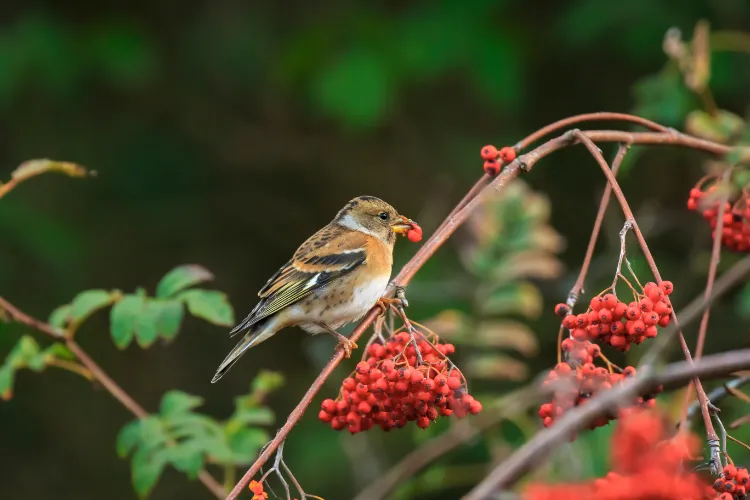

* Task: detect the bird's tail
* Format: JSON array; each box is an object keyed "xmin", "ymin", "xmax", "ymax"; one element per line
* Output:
[{"xmin": 211, "ymin": 322, "xmax": 275, "ymax": 383}]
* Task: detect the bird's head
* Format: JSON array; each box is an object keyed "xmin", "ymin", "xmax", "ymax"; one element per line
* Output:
[{"xmin": 334, "ymin": 196, "xmax": 415, "ymax": 245}]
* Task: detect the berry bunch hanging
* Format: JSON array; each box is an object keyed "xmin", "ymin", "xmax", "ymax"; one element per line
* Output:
[
  {"xmin": 538, "ymin": 362, "xmax": 659, "ymax": 430},
  {"xmin": 558, "ymin": 280, "xmax": 674, "ymax": 352},
  {"xmin": 687, "ymin": 178, "xmax": 750, "ymax": 253},
  {"xmin": 712, "ymin": 464, "xmax": 749, "ymax": 500},
  {"xmin": 319, "ymin": 330, "xmax": 481, "ymax": 434},
  {"xmin": 480, "ymin": 144, "xmax": 517, "ymax": 175}
]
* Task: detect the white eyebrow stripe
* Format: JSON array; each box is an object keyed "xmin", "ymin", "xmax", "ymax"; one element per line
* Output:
[{"xmin": 338, "ymin": 214, "xmax": 378, "ymax": 238}]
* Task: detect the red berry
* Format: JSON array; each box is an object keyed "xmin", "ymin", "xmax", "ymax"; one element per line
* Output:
[
  {"xmin": 659, "ymin": 281, "xmax": 674, "ymax": 295},
  {"xmin": 484, "ymin": 160, "xmax": 501, "ymax": 176},
  {"xmin": 447, "ymin": 377, "xmax": 462, "ymax": 390},
  {"xmin": 407, "ymin": 223, "xmax": 423, "ymax": 243},
  {"xmin": 321, "ymin": 399, "xmax": 337, "ymax": 414},
  {"xmin": 498, "ymin": 146, "xmax": 516, "ymax": 162},
  {"xmin": 480, "ymin": 145, "xmax": 498, "ymax": 160},
  {"xmin": 554, "ymin": 303, "xmax": 570, "ymax": 317},
  {"xmin": 318, "ymin": 410, "xmax": 333, "ymax": 422},
  {"xmin": 356, "ymin": 361, "xmax": 370, "ymax": 374}
]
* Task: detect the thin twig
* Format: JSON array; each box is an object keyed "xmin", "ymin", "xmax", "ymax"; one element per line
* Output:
[
  {"xmin": 567, "ymin": 143, "xmax": 630, "ymax": 307},
  {"xmin": 685, "ymin": 376, "xmax": 750, "ymax": 423},
  {"xmin": 0, "ymin": 296, "xmax": 226, "ymax": 499},
  {"xmin": 679, "ymin": 166, "xmax": 734, "ymax": 431},
  {"xmin": 568, "ymin": 129, "xmax": 722, "ymax": 474}
]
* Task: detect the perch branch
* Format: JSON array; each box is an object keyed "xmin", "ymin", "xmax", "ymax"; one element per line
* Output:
[{"xmin": 228, "ymin": 118, "xmax": 740, "ymax": 498}]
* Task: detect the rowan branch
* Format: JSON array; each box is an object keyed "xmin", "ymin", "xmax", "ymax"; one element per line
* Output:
[
  {"xmin": 228, "ymin": 116, "xmax": 742, "ymax": 499},
  {"xmin": 354, "ymin": 253, "xmax": 750, "ymax": 500},
  {"xmin": 463, "ymin": 349, "xmax": 750, "ymax": 500}
]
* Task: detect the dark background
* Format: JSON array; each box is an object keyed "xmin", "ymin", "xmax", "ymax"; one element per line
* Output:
[{"xmin": 2, "ymin": 1, "xmax": 750, "ymax": 499}]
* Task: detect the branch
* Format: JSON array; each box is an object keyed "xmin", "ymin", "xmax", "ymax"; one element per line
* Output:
[
  {"xmin": 228, "ymin": 117, "xmax": 741, "ymax": 498},
  {"xmin": 463, "ymin": 349, "xmax": 750, "ymax": 500},
  {"xmin": 355, "ymin": 253, "xmax": 750, "ymax": 500},
  {"xmin": 568, "ymin": 143, "xmax": 630, "ymax": 306},
  {"xmin": 0, "ymin": 297, "xmax": 226, "ymax": 499},
  {"xmin": 679, "ymin": 167, "xmax": 733, "ymax": 429},
  {"xmin": 568, "ymin": 130, "xmax": 721, "ymax": 470}
]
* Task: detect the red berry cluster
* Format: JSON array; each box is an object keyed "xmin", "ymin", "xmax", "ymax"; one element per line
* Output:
[
  {"xmin": 713, "ymin": 464, "xmax": 749, "ymax": 499},
  {"xmin": 480, "ymin": 144, "xmax": 517, "ymax": 175},
  {"xmin": 688, "ymin": 183, "xmax": 750, "ymax": 252},
  {"xmin": 525, "ymin": 410, "xmax": 716, "ymax": 500},
  {"xmin": 538, "ymin": 363, "xmax": 658, "ymax": 430},
  {"xmin": 558, "ymin": 281, "xmax": 674, "ymax": 352},
  {"xmin": 319, "ymin": 332, "xmax": 481, "ymax": 433}
]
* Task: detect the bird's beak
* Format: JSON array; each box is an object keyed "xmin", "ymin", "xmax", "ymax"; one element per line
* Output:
[{"xmin": 391, "ymin": 215, "xmax": 415, "ymax": 235}]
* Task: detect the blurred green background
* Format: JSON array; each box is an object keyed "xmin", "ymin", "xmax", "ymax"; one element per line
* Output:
[{"xmin": 2, "ymin": 1, "xmax": 750, "ymax": 499}]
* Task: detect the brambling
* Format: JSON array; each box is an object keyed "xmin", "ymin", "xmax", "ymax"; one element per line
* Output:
[{"xmin": 212, "ymin": 196, "xmax": 415, "ymax": 383}]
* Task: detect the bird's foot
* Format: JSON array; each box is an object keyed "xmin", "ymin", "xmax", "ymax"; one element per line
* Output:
[
  {"xmin": 336, "ymin": 338, "xmax": 358, "ymax": 358},
  {"xmin": 376, "ymin": 288, "xmax": 408, "ymax": 314}
]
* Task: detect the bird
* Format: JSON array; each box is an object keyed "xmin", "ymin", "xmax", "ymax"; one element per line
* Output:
[{"xmin": 211, "ymin": 195, "xmax": 415, "ymax": 383}]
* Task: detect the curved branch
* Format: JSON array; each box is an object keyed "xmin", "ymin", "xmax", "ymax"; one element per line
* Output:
[
  {"xmin": 228, "ymin": 121, "xmax": 740, "ymax": 499},
  {"xmin": 463, "ymin": 349, "xmax": 750, "ymax": 500}
]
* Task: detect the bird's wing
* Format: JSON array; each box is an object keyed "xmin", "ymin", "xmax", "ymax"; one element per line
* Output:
[{"xmin": 229, "ymin": 229, "xmax": 368, "ymax": 336}]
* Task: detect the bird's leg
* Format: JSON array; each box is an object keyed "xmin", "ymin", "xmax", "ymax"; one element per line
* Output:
[
  {"xmin": 376, "ymin": 285, "xmax": 409, "ymax": 314},
  {"xmin": 318, "ymin": 323, "xmax": 358, "ymax": 358}
]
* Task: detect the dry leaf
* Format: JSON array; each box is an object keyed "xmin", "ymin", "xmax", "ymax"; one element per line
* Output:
[{"xmin": 475, "ymin": 320, "xmax": 539, "ymax": 356}]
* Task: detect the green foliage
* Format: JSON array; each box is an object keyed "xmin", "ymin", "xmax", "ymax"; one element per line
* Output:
[
  {"xmin": 42, "ymin": 265, "xmax": 234, "ymax": 349},
  {"xmin": 0, "ymin": 335, "xmax": 74, "ymax": 399},
  {"xmin": 177, "ymin": 289, "xmax": 234, "ymax": 327},
  {"xmin": 422, "ymin": 180, "xmax": 564, "ymax": 382},
  {"xmin": 155, "ymin": 265, "xmax": 215, "ymax": 299},
  {"xmin": 117, "ymin": 371, "xmax": 283, "ymax": 498}
]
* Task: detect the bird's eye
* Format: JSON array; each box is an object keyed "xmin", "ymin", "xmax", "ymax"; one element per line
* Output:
[{"xmin": 378, "ymin": 212, "xmax": 389, "ymax": 221}]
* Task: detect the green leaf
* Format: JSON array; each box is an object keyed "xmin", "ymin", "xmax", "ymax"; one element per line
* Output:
[
  {"xmin": 135, "ymin": 301, "xmax": 161, "ymax": 348},
  {"xmin": 228, "ymin": 428, "xmax": 269, "ymax": 462},
  {"xmin": 167, "ymin": 441, "xmax": 204, "ymax": 478},
  {"xmin": 8, "ymin": 336, "xmax": 41, "ymax": 368},
  {"xmin": 110, "ymin": 294, "xmax": 145, "ymax": 349},
  {"xmin": 131, "ymin": 446, "xmax": 168, "ymax": 498},
  {"xmin": 0, "ymin": 363, "xmax": 14, "ymax": 397},
  {"xmin": 159, "ymin": 391, "xmax": 203, "ymax": 417},
  {"xmin": 42, "ymin": 343, "xmax": 74, "ymax": 360},
  {"xmin": 69, "ymin": 289, "xmax": 114, "ymax": 322},
  {"xmin": 155, "ymin": 265, "xmax": 214, "ymax": 299},
  {"xmin": 251, "ymin": 370, "xmax": 285, "ymax": 395},
  {"xmin": 117, "ymin": 420, "xmax": 143, "ymax": 458},
  {"xmin": 479, "ymin": 282, "xmax": 543, "ymax": 319},
  {"xmin": 138, "ymin": 417, "xmax": 169, "ymax": 453},
  {"xmin": 231, "ymin": 407, "xmax": 275, "ymax": 427},
  {"xmin": 685, "ymin": 109, "xmax": 746, "ymax": 144},
  {"xmin": 178, "ymin": 289, "xmax": 234, "ymax": 326},
  {"xmin": 48, "ymin": 304, "xmax": 71, "ymax": 329},
  {"xmin": 154, "ymin": 300, "xmax": 184, "ymax": 341}
]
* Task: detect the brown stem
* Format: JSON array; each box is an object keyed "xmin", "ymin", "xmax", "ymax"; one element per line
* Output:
[
  {"xmin": 229, "ymin": 122, "xmax": 740, "ymax": 498},
  {"xmin": 568, "ymin": 130, "xmax": 721, "ymax": 468},
  {"xmin": 0, "ymin": 296, "xmax": 225, "ymax": 499},
  {"xmin": 356, "ymin": 254, "xmax": 750, "ymax": 500},
  {"xmin": 0, "ymin": 179, "xmax": 19, "ymax": 199},
  {"xmin": 568, "ymin": 143, "xmax": 630, "ymax": 305},
  {"xmin": 516, "ymin": 112, "xmax": 669, "ymax": 150},
  {"xmin": 463, "ymin": 349, "xmax": 750, "ymax": 499},
  {"xmin": 679, "ymin": 167, "xmax": 733, "ymax": 430},
  {"xmin": 46, "ymin": 358, "xmax": 94, "ymax": 380}
]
